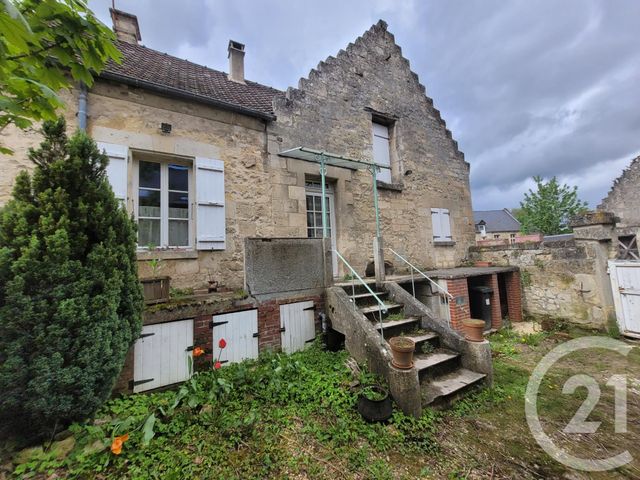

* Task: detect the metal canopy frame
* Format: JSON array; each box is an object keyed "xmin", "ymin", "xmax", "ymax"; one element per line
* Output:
[{"xmin": 279, "ymin": 146, "xmax": 389, "ymax": 239}]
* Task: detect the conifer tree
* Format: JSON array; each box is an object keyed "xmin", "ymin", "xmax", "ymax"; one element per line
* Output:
[{"xmin": 0, "ymin": 118, "xmax": 143, "ymax": 439}]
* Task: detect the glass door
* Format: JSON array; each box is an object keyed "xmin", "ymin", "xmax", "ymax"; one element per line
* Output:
[{"xmin": 305, "ymin": 181, "xmax": 338, "ymax": 277}]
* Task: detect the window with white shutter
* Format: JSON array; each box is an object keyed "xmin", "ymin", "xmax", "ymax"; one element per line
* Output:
[
  {"xmin": 97, "ymin": 142, "xmax": 128, "ymax": 203},
  {"xmin": 372, "ymin": 122, "xmax": 392, "ymax": 183},
  {"xmin": 431, "ymin": 208, "xmax": 453, "ymax": 243},
  {"xmin": 195, "ymin": 157, "xmax": 226, "ymax": 250}
]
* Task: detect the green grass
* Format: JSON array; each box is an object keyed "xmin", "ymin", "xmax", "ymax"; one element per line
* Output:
[{"xmin": 11, "ymin": 341, "xmax": 439, "ymax": 480}]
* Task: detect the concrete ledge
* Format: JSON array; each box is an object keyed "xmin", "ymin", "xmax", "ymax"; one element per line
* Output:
[{"xmin": 137, "ymin": 249, "xmax": 199, "ymax": 261}]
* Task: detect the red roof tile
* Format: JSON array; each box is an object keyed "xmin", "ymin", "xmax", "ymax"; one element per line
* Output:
[{"xmin": 102, "ymin": 41, "xmax": 282, "ymax": 118}]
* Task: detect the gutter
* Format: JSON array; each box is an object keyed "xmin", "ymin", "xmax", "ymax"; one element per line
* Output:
[
  {"xmin": 99, "ymin": 71, "xmax": 276, "ymax": 122},
  {"xmin": 77, "ymin": 82, "xmax": 88, "ymax": 131}
]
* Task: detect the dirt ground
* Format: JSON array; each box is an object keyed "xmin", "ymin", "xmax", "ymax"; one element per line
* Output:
[{"xmin": 416, "ymin": 326, "xmax": 640, "ymax": 479}]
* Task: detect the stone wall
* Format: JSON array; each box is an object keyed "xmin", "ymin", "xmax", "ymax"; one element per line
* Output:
[
  {"xmin": 599, "ymin": 156, "xmax": 640, "ymax": 228},
  {"xmin": 470, "ymin": 237, "xmax": 614, "ymax": 328},
  {"xmin": 267, "ymin": 21, "xmax": 475, "ymax": 276},
  {"xmin": 0, "ymin": 21, "xmax": 474, "ymax": 291}
]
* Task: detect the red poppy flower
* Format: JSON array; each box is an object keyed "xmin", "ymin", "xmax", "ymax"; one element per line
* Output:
[
  {"xmin": 193, "ymin": 347, "xmax": 205, "ymax": 357},
  {"xmin": 218, "ymin": 338, "xmax": 227, "ymax": 349},
  {"xmin": 214, "ymin": 361, "xmax": 222, "ymax": 370}
]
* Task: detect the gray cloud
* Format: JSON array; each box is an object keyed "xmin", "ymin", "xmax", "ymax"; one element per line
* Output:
[{"xmin": 90, "ymin": 0, "xmax": 640, "ymax": 209}]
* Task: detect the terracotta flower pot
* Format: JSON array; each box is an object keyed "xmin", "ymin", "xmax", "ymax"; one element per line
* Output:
[
  {"xmin": 389, "ymin": 336, "xmax": 415, "ymax": 369},
  {"xmin": 474, "ymin": 261, "xmax": 493, "ymax": 267},
  {"xmin": 463, "ymin": 319, "xmax": 486, "ymax": 342}
]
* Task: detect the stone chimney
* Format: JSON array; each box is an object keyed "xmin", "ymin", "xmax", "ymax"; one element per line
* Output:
[
  {"xmin": 227, "ymin": 40, "xmax": 245, "ymax": 83},
  {"xmin": 110, "ymin": 8, "xmax": 141, "ymax": 44}
]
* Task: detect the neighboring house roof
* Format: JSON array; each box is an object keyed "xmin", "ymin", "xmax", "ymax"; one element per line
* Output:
[
  {"xmin": 100, "ymin": 41, "xmax": 283, "ymax": 120},
  {"xmin": 473, "ymin": 209, "xmax": 521, "ymax": 233}
]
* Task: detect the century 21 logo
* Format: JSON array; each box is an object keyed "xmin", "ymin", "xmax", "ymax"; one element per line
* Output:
[{"xmin": 525, "ymin": 337, "xmax": 633, "ymax": 472}]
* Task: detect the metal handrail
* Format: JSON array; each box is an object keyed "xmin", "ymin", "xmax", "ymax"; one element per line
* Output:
[
  {"xmin": 388, "ymin": 248, "xmax": 454, "ymax": 299},
  {"xmin": 334, "ymin": 250, "xmax": 387, "ymax": 342}
]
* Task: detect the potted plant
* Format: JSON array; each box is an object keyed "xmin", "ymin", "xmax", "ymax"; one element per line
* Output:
[
  {"xmin": 463, "ymin": 318, "xmax": 486, "ymax": 342},
  {"xmin": 388, "ymin": 336, "xmax": 415, "ymax": 369},
  {"xmin": 357, "ymin": 385, "xmax": 393, "ymax": 422},
  {"xmin": 140, "ymin": 247, "xmax": 171, "ymax": 304}
]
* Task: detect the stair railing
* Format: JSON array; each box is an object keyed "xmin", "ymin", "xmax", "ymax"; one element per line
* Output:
[
  {"xmin": 388, "ymin": 247, "xmax": 456, "ymax": 327},
  {"xmin": 334, "ymin": 250, "xmax": 387, "ymax": 342}
]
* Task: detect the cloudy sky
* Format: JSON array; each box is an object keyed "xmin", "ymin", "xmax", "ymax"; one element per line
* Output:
[{"xmin": 89, "ymin": 0, "xmax": 640, "ymax": 210}]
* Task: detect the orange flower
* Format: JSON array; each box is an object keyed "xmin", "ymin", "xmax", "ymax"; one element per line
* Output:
[
  {"xmin": 111, "ymin": 433, "xmax": 129, "ymax": 455},
  {"xmin": 193, "ymin": 346, "xmax": 205, "ymax": 357},
  {"xmin": 214, "ymin": 361, "xmax": 222, "ymax": 370},
  {"xmin": 218, "ymin": 338, "xmax": 227, "ymax": 349}
]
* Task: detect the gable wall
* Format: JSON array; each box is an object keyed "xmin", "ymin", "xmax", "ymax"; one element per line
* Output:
[
  {"xmin": 599, "ymin": 157, "xmax": 640, "ymax": 228},
  {"xmin": 267, "ymin": 21, "xmax": 474, "ymax": 275}
]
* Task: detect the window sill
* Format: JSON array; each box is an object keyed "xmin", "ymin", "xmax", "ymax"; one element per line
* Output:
[
  {"xmin": 137, "ymin": 249, "xmax": 199, "ymax": 261},
  {"xmin": 376, "ymin": 180, "xmax": 404, "ymax": 192},
  {"xmin": 434, "ymin": 241, "xmax": 456, "ymax": 247}
]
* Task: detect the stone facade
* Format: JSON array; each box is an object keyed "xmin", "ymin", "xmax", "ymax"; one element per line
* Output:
[
  {"xmin": 0, "ymin": 21, "xmax": 474, "ymax": 292},
  {"xmin": 599, "ymin": 156, "xmax": 640, "ymax": 228}
]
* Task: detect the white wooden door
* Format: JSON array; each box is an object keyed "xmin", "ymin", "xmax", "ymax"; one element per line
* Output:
[
  {"xmin": 280, "ymin": 301, "xmax": 316, "ymax": 353},
  {"xmin": 133, "ymin": 319, "xmax": 193, "ymax": 393},
  {"xmin": 610, "ymin": 261, "xmax": 640, "ymax": 335},
  {"xmin": 212, "ymin": 309, "xmax": 259, "ymax": 366}
]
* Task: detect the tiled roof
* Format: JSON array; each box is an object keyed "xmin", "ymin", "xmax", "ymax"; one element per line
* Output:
[
  {"xmin": 101, "ymin": 41, "xmax": 282, "ymax": 118},
  {"xmin": 473, "ymin": 209, "xmax": 521, "ymax": 233}
]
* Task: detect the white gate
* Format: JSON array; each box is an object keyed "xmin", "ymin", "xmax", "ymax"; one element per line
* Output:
[
  {"xmin": 280, "ymin": 301, "xmax": 316, "ymax": 353},
  {"xmin": 609, "ymin": 260, "xmax": 640, "ymax": 335},
  {"xmin": 212, "ymin": 309, "xmax": 259, "ymax": 366},
  {"xmin": 133, "ymin": 319, "xmax": 193, "ymax": 393}
]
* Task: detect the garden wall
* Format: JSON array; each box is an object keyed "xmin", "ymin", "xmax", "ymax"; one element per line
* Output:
[{"xmin": 469, "ymin": 228, "xmax": 616, "ymax": 330}]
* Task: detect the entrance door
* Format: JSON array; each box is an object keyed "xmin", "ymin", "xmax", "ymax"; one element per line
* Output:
[
  {"xmin": 609, "ymin": 260, "xmax": 640, "ymax": 335},
  {"xmin": 280, "ymin": 301, "xmax": 316, "ymax": 353},
  {"xmin": 133, "ymin": 319, "xmax": 193, "ymax": 393},
  {"xmin": 305, "ymin": 181, "xmax": 338, "ymax": 276},
  {"xmin": 212, "ymin": 309, "xmax": 259, "ymax": 366}
]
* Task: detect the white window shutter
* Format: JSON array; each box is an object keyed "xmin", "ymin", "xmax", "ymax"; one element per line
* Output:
[
  {"xmin": 195, "ymin": 157, "xmax": 225, "ymax": 250},
  {"xmin": 431, "ymin": 208, "xmax": 443, "ymax": 241},
  {"xmin": 441, "ymin": 209, "xmax": 452, "ymax": 240},
  {"xmin": 97, "ymin": 142, "xmax": 128, "ymax": 202},
  {"xmin": 372, "ymin": 123, "xmax": 392, "ymax": 183}
]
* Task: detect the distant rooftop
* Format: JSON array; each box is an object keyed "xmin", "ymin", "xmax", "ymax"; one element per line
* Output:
[{"xmin": 473, "ymin": 209, "xmax": 521, "ymax": 233}]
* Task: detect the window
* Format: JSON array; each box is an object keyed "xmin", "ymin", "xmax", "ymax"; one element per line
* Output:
[
  {"xmin": 431, "ymin": 208, "xmax": 452, "ymax": 243},
  {"xmin": 510, "ymin": 233, "xmax": 517, "ymax": 244},
  {"xmin": 494, "ymin": 234, "xmax": 500, "ymax": 239},
  {"xmin": 372, "ymin": 122, "xmax": 392, "ymax": 183},
  {"xmin": 478, "ymin": 224, "xmax": 487, "ymax": 237},
  {"xmin": 137, "ymin": 159, "xmax": 191, "ymax": 248},
  {"xmin": 618, "ymin": 235, "xmax": 639, "ymax": 260}
]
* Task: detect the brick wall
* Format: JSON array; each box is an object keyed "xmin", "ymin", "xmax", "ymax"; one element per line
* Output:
[
  {"xmin": 487, "ymin": 274, "xmax": 502, "ymax": 330},
  {"xmin": 505, "ymin": 271, "xmax": 523, "ymax": 322},
  {"xmin": 447, "ymin": 278, "xmax": 470, "ymax": 332}
]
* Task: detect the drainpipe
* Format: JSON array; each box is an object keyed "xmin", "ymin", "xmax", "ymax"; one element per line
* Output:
[{"xmin": 77, "ymin": 83, "xmax": 88, "ymax": 131}]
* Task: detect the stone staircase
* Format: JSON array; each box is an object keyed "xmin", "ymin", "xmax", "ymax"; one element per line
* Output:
[{"xmin": 339, "ymin": 281, "xmax": 487, "ymax": 408}]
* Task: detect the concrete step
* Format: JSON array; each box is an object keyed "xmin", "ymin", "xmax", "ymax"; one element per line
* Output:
[
  {"xmin": 359, "ymin": 303, "xmax": 402, "ymax": 315},
  {"xmin": 404, "ymin": 331, "xmax": 439, "ymax": 348},
  {"xmin": 422, "ymin": 368, "xmax": 487, "ymax": 407},
  {"xmin": 374, "ymin": 316, "xmax": 420, "ymax": 332},
  {"xmin": 414, "ymin": 350, "xmax": 459, "ymax": 371},
  {"xmin": 348, "ymin": 291, "xmax": 387, "ymax": 300}
]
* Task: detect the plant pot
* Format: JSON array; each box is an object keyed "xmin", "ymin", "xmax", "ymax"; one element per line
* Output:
[
  {"xmin": 474, "ymin": 261, "xmax": 493, "ymax": 267},
  {"xmin": 357, "ymin": 386, "xmax": 393, "ymax": 422},
  {"xmin": 140, "ymin": 276, "xmax": 171, "ymax": 304},
  {"xmin": 388, "ymin": 336, "xmax": 415, "ymax": 369},
  {"xmin": 463, "ymin": 318, "xmax": 486, "ymax": 342}
]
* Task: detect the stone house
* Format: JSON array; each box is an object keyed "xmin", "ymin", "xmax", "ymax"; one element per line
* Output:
[
  {"xmin": 599, "ymin": 155, "xmax": 640, "ymax": 259},
  {"xmin": 473, "ymin": 209, "xmax": 521, "ymax": 244},
  {"xmin": 1, "ymin": 9, "xmax": 517, "ymax": 410}
]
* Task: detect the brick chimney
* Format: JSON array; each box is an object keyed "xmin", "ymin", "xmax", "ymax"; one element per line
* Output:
[
  {"xmin": 227, "ymin": 40, "xmax": 245, "ymax": 83},
  {"xmin": 110, "ymin": 8, "xmax": 141, "ymax": 44}
]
